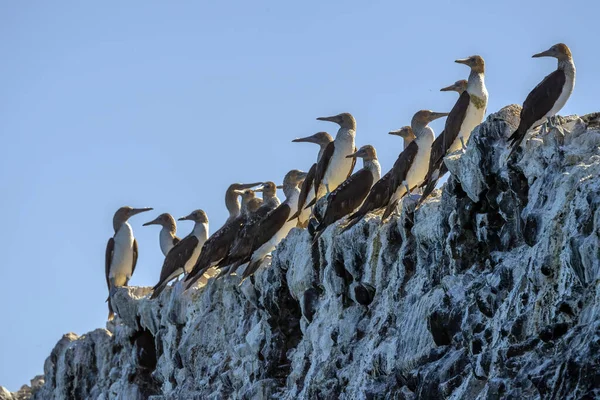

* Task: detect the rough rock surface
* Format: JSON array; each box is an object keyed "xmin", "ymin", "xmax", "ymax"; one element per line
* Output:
[{"xmin": 15, "ymin": 107, "xmax": 600, "ymax": 399}]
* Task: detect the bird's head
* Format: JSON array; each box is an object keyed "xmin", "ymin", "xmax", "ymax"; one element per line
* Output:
[
  {"xmin": 533, "ymin": 43, "xmax": 572, "ymax": 61},
  {"xmin": 411, "ymin": 110, "xmax": 449, "ymax": 129},
  {"xmin": 440, "ymin": 79, "xmax": 468, "ymax": 94},
  {"xmin": 178, "ymin": 209, "xmax": 209, "ymax": 224},
  {"xmin": 388, "ymin": 126, "xmax": 414, "ymax": 140},
  {"xmin": 283, "ymin": 169, "xmax": 308, "ymax": 187},
  {"xmin": 292, "ymin": 131, "xmax": 333, "ymax": 146},
  {"xmin": 113, "ymin": 206, "xmax": 153, "ymax": 231},
  {"xmin": 255, "ymin": 181, "xmax": 279, "ymax": 197},
  {"xmin": 316, "ymin": 112, "xmax": 356, "ymax": 130},
  {"xmin": 143, "ymin": 213, "xmax": 175, "ymax": 229},
  {"xmin": 347, "ymin": 145, "xmax": 377, "ymax": 161},
  {"xmin": 455, "ymin": 55, "xmax": 485, "ymax": 73}
]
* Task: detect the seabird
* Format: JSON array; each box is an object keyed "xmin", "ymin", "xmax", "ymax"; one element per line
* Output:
[
  {"xmin": 289, "ymin": 132, "xmax": 334, "ymax": 226},
  {"xmin": 224, "ymin": 182, "xmax": 263, "ymax": 221},
  {"xmin": 216, "ymin": 182, "xmax": 282, "ymax": 275},
  {"xmin": 389, "ymin": 126, "xmax": 416, "ymax": 150},
  {"xmin": 105, "ymin": 206, "xmax": 152, "ymax": 320},
  {"xmin": 184, "ymin": 185, "xmax": 259, "ymax": 288},
  {"xmin": 305, "ymin": 113, "xmax": 357, "ymax": 208},
  {"xmin": 382, "ymin": 110, "xmax": 449, "ymax": 220},
  {"xmin": 240, "ymin": 169, "xmax": 308, "ymax": 280},
  {"xmin": 342, "ymin": 130, "xmax": 410, "ymax": 232},
  {"xmin": 143, "ymin": 213, "xmax": 180, "ymax": 256},
  {"xmin": 507, "ymin": 43, "xmax": 575, "ymax": 156},
  {"xmin": 419, "ymin": 55, "xmax": 488, "ymax": 204},
  {"xmin": 150, "ymin": 210, "xmax": 209, "ymax": 299},
  {"xmin": 440, "ymin": 79, "xmax": 468, "ymax": 95},
  {"xmin": 313, "ymin": 145, "xmax": 381, "ymax": 241}
]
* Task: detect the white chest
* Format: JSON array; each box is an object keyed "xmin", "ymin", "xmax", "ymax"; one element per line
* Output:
[
  {"xmin": 110, "ymin": 223, "xmax": 135, "ymax": 284},
  {"xmin": 159, "ymin": 228, "xmax": 175, "ymax": 256},
  {"xmin": 547, "ymin": 64, "xmax": 575, "ymax": 121},
  {"xmin": 392, "ymin": 131, "xmax": 434, "ymax": 201},
  {"xmin": 324, "ymin": 130, "xmax": 355, "ymax": 190},
  {"xmin": 183, "ymin": 223, "xmax": 209, "ymax": 273}
]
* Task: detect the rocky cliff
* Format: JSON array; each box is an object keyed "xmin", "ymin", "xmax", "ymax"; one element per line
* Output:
[{"xmin": 6, "ymin": 106, "xmax": 600, "ymax": 399}]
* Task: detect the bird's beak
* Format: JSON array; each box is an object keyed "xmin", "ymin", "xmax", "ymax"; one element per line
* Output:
[
  {"xmin": 276, "ymin": 185, "xmax": 284, "ymax": 189},
  {"xmin": 178, "ymin": 214, "xmax": 192, "ymax": 221},
  {"xmin": 455, "ymin": 58, "xmax": 470, "ymax": 65},
  {"xmin": 253, "ymin": 185, "xmax": 265, "ymax": 193},
  {"xmin": 131, "ymin": 207, "xmax": 153, "ymax": 216},
  {"xmin": 232, "ymin": 189, "xmax": 245, "ymax": 195},
  {"xmin": 238, "ymin": 182, "xmax": 263, "ymax": 189},
  {"xmin": 346, "ymin": 149, "xmax": 363, "ymax": 158},
  {"xmin": 143, "ymin": 216, "xmax": 160, "ymax": 226},
  {"xmin": 316, "ymin": 115, "xmax": 338, "ymax": 123},
  {"xmin": 532, "ymin": 48, "xmax": 553, "ymax": 58},
  {"xmin": 440, "ymin": 84, "xmax": 456, "ymax": 92},
  {"xmin": 388, "ymin": 129, "xmax": 403, "ymax": 136},
  {"xmin": 429, "ymin": 112, "xmax": 449, "ymax": 122},
  {"xmin": 292, "ymin": 135, "xmax": 316, "ymax": 143}
]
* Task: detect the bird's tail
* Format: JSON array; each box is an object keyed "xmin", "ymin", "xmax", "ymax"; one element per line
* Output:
[
  {"xmin": 381, "ymin": 199, "xmax": 399, "ymax": 222},
  {"xmin": 241, "ymin": 257, "xmax": 264, "ymax": 282},
  {"xmin": 107, "ymin": 299, "xmax": 114, "ymax": 321},
  {"xmin": 150, "ymin": 282, "xmax": 166, "ymax": 300},
  {"xmin": 417, "ymin": 178, "xmax": 438, "ymax": 206},
  {"xmin": 288, "ymin": 209, "xmax": 302, "ymax": 221},
  {"xmin": 341, "ymin": 210, "xmax": 364, "ymax": 234},
  {"xmin": 506, "ymin": 128, "xmax": 524, "ymax": 159},
  {"xmin": 304, "ymin": 197, "xmax": 317, "ymax": 210}
]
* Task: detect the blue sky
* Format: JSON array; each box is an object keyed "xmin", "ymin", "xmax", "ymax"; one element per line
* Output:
[{"xmin": 1, "ymin": 0, "xmax": 598, "ymax": 391}]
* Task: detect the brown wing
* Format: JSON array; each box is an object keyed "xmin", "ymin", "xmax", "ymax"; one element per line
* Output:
[
  {"xmin": 346, "ymin": 146, "xmax": 357, "ymax": 179},
  {"xmin": 313, "ymin": 142, "xmax": 335, "ymax": 196},
  {"xmin": 435, "ymin": 90, "xmax": 470, "ymax": 165},
  {"xmin": 132, "ymin": 239, "xmax": 138, "ymax": 278},
  {"xmin": 154, "ymin": 235, "xmax": 200, "ymax": 288},
  {"xmin": 388, "ymin": 141, "xmax": 419, "ymax": 197},
  {"xmin": 319, "ymin": 168, "xmax": 374, "ymax": 230},
  {"xmin": 186, "ymin": 217, "xmax": 243, "ymax": 281},
  {"xmin": 251, "ymin": 204, "xmax": 291, "ymax": 251},
  {"xmin": 508, "ymin": 69, "xmax": 567, "ymax": 149},
  {"xmin": 105, "ymin": 237, "xmax": 114, "ymax": 291},
  {"xmin": 421, "ymin": 131, "xmax": 446, "ymax": 186},
  {"xmin": 293, "ymin": 162, "xmax": 316, "ymax": 217},
  {"xmin": 172, "ymin": 236, "xmax": 181, "ymax": 247}
]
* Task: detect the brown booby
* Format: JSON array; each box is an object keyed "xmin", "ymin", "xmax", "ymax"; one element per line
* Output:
[
  {"xmin": 507, "ymin": 43, "xmax": 575, "ymax": 156},
  {"xmin": 216, "ymin": 182, "xmax": 282, "ymax": 276},
  {"xmin": 289, "ymin": 132, "xmax": 334, "ymax": 226},
  {"xmin": 305, "ymin": 113, "xmax": 357, "ymax": 208},
  {"xmin": 382, "ymin": 110, "xmax": 449, "ymax": 220},
  {"xmin": 389, "ymin": 126, "xmax": 416, "ymax": 150},
  {"xmin": 224, "ymin": 182, "xmax": 263, "ymax": 221},
  {"xmin": 150, "ymin": 209, "xmax": 209, "ymax": 299},
  {"xmin": 240, "ymin": 170, "xmax": 308, "ymax": 280},
  {"xmin": 342, "ymin": 129, "xmax": 411, "ymax": 232},
  {"xmin": 143, "ymin": 213, "xmax": 180, "ymax": 256},
  {"xmin": 105, "ymin": 206, "xmax": 153, "ymax": 320},
  {"xmin": 313, "ymin": 145, "xmax": 381, "ymax": 241},
  {"xmin": 419, "ymin": 56, "xmax": 488, "ymax": 204},
  {"xmin": 184, "ymin": 185, "xmax": 260, "ymax": 289},
  {"xmin": 440, "ymin": 79, "xmax": 468, "ymax": 95}
]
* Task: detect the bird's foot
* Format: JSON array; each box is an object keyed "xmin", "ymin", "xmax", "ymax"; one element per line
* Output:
[
  {"xmin": 460, "ymin": 137, "xmax": 467, "ymax": 152},
  {"xmin": 325, "ymin": 184, "xmax": 331, "ymax": 195}
]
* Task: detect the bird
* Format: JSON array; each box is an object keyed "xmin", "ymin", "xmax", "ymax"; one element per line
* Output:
[
  {"xmin": 304, "ymin": 113, "xmax": 357, "ymax": 208},
  {"xmin": 215, "ymin": 182, "xmax": 283, "ymax": 276},
  {"xmin": 342, "ymin": 130, "xmax": 412, "ymax": 233},
  {"xmin": 288, "ymin": 132, "xmax": 334, "ymax": 227},
  {"xmin": 507, "ymin": 43, "xmax": 576, "ymax": 157},
  {"xmin": 419, "ymin": 55, "xmax": 489, "ymax": 204},
  {"xmin": 184, "ymin": 185, "xmax": 260, "ymax": 289},
  {"xmin": 143, "ymin": 213, "xmax": 180, "ymax": 256},
  {"xmin": 105, "ymin": 206, "xmax": 153, "ymax": 320},
  {"xmin": 389, "ymin": 126, "xmax": 416, "ymax": 150},
  {"xmin": 240, "ymin": 169, "xmax": 308, "ymax": 280},
  {"xmin": 224, "ymin": 182, "xmax": 263, "ymax": 221},
  {"xmin": 150, "ymin": 210, "xmax": 209, "ymax": 299},
  {"xmin": 313, "ymin": 145, "xmax": 381, "ymax": 241},
  {"xmin": 382, "ymin": 110, "xmax": 449, "ymax": 220},
  {"xmin": 440, "ymin": 79, "xmax": 468, "ymax": 95}
]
